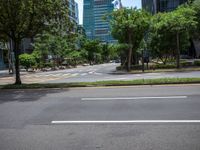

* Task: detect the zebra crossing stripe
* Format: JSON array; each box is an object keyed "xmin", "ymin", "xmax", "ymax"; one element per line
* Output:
[
  {"xmin": 81, "ymin": 73, "xmax": 87, "ymax": 76},
  {"xmin": 71, "ymin": 73, "xmax": 79, "ymax": 76}
]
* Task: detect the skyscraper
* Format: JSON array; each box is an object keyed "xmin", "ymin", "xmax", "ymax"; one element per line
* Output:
[
  {"xmin": 75, "ymin": 2, "xmax": 79, "ymax": 24},
  {"xmin": 142, "ymin": 0, "xmax": 187, "ymax": 14},
  {"xmin": 83, "ymin": 0, "xmax": 115, "ymax": 43},
  {"xmin": 68, "ymin": 0, "xmax": 79, "ymax": 24}
]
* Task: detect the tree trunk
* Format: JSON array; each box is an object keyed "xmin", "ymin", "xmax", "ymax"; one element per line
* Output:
[
  {"xmin": 142, "ymin": 50, "xmax": 144, "ymax": 72},
  {"xmin": 13, "ymin": 39, "xmax": 22, "ymax": 85},
  {"xmin": 132, "ymin": 51, "xmax": 138, "ymax": 65},
  {"xmin": 8, "ymin": 40, "xmax": 14, "ymax": 74},
  {"xmin": 176, "ymin": 32, "xmax": 180, "ymax": 69},
  {"xmin": 127, "ymin": 33, "xmax": 132, "ymax": 72}
]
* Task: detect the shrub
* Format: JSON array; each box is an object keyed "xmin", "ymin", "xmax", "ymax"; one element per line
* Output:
[
  {"xmin": 180, "ymin": 61, "xmax": 193, "ymax": 67},
  {"xmin": 194, "ymin": 60, "xmax": 200, "ymax": 66},
  {"xmin": 19, "ymin": 54, "xmax": 36, "ymax": 71},
  {"xmin": 116, "ymin": 64, "xmax": 147, "ymax": 70},
  {"xmin": 131, "ymin": 65, "xmax": 143, "ymax": 70},
  {"xmin": 116, "ymin": 66, "xmax": 123, "ymax": 70},
  {"xmin": 153, "ymin": 64, "xmax": 176, "ymax": 69},
  {"xmin": 44, "ymin": 62, "xmax": 54, "ymax": 68}
]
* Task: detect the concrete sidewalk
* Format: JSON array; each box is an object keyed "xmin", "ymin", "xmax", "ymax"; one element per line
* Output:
[
  {"xmin": 0, "ymin": 69, "xmax": 29, "ymax": 78},
  {"xmin": 0, "ymin": 70, "xmax": 10, "ymax": 77}
]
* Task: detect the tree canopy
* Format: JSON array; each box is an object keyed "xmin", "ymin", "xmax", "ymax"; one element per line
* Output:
[
  {"xmin": 110, "ymin": 8, "xmax": 150, "ymax": 71},
  {"xmin": 0, "ymin": 0, "xmax": 69, "ymax": 84},
  {"xmin": 192, "ymin": 0, "xmax": 200, "ymax": 39},
  {"xmin": 148, "ymin": 5, "xmax": 197, "ymax": 68}
]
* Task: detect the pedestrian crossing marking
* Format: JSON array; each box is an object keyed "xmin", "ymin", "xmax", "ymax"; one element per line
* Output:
[{"xmin": 0, "ymin": 71, "xmax": 103, "ymax": 84}]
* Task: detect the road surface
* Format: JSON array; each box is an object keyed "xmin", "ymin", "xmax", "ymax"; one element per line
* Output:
[
  {"xmin": 0, "ymin": 85, "xmax": 200, "ymax": 149},
  {"xmin": 0, "ymin": 63, "xmax": 200, "ymax": 84}
]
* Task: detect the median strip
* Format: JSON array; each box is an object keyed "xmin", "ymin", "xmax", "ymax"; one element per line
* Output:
[
  {"xmin": 51, "ymin": 120, "xmax": 200, "ymax": 124},
  {"xmin": 1, "ymin": 77, "xmax": 200, "ymax": 89}
]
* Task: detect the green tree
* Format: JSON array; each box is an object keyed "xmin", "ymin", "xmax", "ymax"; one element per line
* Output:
[
  {"xmin": 108, "ymin": 43, "xmax": 129, "ymax": 65},
  {"xmin": 192, "ymin": 0, "xmax": 200, "ymax": 39},
  {"xmin": 110, "ymin": 8, "xmax": 150, "ymax": 71},
  {"xmin": 82, "ymin": 39, "xmax": 101, "ymax": 65},
  {"xmin": 107, "ymin": 44, "xmax": 120, "ymax": 60},
  {"xmin": 148, "ymin": 12, "xmax": 191, "ymax": 64},
  {"xmin": 19, "ymin": 53, "xmax": 36, "ymax": 71},
  {"xmin": 0, "ymin": 0, "xmax": 67, "ymax": 84},
  {"xmin": 155, "ymin": 5, "xmax": 197, "ymax": 68}
]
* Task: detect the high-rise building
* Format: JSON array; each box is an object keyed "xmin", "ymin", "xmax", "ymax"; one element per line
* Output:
[
  {"xmin": 83, "ymin": 0, "xmax": 115, "ymax": 43},
  {"xmin": 75, "ymin": 2, "xmax": 79, "ymax": 24},
  {"xmin": 67, "ymin": 0, "xmax": 79, "ymax": 24},
  {"xmin": 142, "ymin": 0, "xmax": 187, "ymax": 14}
]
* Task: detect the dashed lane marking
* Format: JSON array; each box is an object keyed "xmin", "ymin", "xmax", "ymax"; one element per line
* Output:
[
  {"xmin": 81, "ymin": 96, "xmax": 187, "ymax": 101},
  {"xmin": 51, "ymin": 120, "xmax": 200, "ymax": 124}
]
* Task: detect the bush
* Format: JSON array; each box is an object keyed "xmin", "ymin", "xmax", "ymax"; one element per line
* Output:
[
  {"xmin": 19, "ymin": 54, "xmax": 36, "ymax": 71},
  {"xmin": 194, "ymin": 60, "xmax": 200, "ymax": 66},
  {"xmin": 116, "ymin": 66, "xmax": 123, "ymax": 70},
  {"xmin": 44, "ymin": 62, "xmax": 54, "ymax": 68},
  {"xmin": 131, "ymin": 65, "xmax": 143, "ymax": 70},
  {"xmin": 116, "ymin": 64, "xmax": 145, "ymax": 70},
  {"xmin": 153, "ymin": 64, "xmax": 176, "ymax": 69},
  {"xmin": 180, "ymin": 61, "xmax": 193, "ymax": 67}
]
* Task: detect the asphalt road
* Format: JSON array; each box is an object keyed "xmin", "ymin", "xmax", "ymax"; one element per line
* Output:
[
  {"xmin": 1, "ymin": 63, "xmax": 200, "ymax": 84},
  {"xmin": 0, "ymin": 85, "xmax": 200, "ymax": 149}
]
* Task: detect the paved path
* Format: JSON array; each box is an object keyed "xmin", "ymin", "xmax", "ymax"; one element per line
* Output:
[
  {"xmin": 0, "ymin": 63, "xmax": 200, "ymax": 84},
  {"xmin": 0, "ymin": 85, "xmax": 200, "ymax": 149}
]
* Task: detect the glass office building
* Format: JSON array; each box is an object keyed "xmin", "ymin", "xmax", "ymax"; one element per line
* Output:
[
  {"xmin": 67, "ymin": 0, "xmax": 79, "ymax": 24},
  {"xmin": 142, "ymin": 0, "xmax": 187, "ymax": 14},
  {"xmin": 83, "ymin": 0, "xmax": 115, "ymax": 43}
]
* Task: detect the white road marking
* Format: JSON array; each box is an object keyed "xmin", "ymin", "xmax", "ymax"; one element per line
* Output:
[
  {"xmin": 94, "ymin": 72, "xmax": 103, "ymax": 75},
  {"xmin": 115, "ymin": 78, "xmax": 128, "ymax": 80},
  {"xmin": 88, "ymin": 71, "xmax": 95, "ymax": 74},
  {"xmin": 62, "ymin": 73, "xmax": 70, "ymax": 76},
  {"xmin": 71, "ymin": 73, "xmax": 79, "ymax": 76},
  {"xmin": 51, "ymin": 74, "xmax": 60, "ymax": 77},
  {"xmin": 81, "ymin": 96, "xmax": 187, "ymax": 101},
  {"xmin": 136, "ymin": 74, "xmax": 142, "ymax": 76},
  {"xmin": 44, "ymin": 74, "xmax": 52, "ymax": 77},
  {"xmin": 51, "ymin": 120, "xmax": 200, "ymax": 124},
  {"xmin": 81, "ymin": 73, "xmax": 87, "ymax": 76}
]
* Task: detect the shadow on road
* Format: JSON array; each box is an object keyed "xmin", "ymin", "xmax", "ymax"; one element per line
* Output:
[{"xmin": 0, "ymin": 89, "xmax": 69, "ymax": 104}]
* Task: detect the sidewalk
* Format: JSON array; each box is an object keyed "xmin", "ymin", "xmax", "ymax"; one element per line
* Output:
[
  {"xmin": 0, "ymin": 70, "xmax": 29, "ymax": 77},
  {"xmin": 0, "ymin": 70, "xmax": 11, "ymax": 77}
]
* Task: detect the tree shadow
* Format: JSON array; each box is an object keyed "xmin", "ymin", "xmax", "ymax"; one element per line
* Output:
[{"xmin": 0, "ymin": 89, "xmax": 69, "ymax": 104}]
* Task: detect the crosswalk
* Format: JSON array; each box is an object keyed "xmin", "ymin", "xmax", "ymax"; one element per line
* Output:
[
  {"xmin": 0, "ymin": 71, "xmax": 103, "ymax": 84},
  {"xmin": 26, "ymin": 72, "xmax": 103, "ymax": 78}
]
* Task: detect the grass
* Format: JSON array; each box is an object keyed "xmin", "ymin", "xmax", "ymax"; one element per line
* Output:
[
  {"xmin": 0, "ymin": 77, "xmax": 200, "ymax": 89},
  {"xmin": 128, "ymin": 67, "xmax": 200, "ymax": 74}
]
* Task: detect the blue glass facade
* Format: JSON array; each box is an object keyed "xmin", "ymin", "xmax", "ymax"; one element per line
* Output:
[
  {"xmin": 158, "ymin": 0, "xmax": 187, "ymax": 12},
  {"xmin": 142, "ymin": 0, "xmax": 187, "ymax": 14},
  {"xmin": 83, "ymin": 0, "xmax": 115, "ymax": 43},
  {"xmin": 68, "ymin": 0, "xmax": 79, "ymax": 24}
]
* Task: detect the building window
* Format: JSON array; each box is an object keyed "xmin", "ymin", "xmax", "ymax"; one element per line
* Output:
[{"xmin": 95, "ymin": 29, "xmax": 108, "ymax": 35}]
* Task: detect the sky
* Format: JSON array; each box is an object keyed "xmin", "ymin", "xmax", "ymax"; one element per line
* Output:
[{"xmin": 75, "ymin": 0, "xmax": 142, "ymax": 25}]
